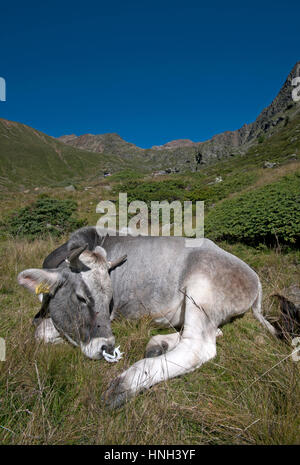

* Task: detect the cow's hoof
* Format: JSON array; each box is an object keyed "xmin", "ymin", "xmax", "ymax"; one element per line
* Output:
[
  {"xmin": 145, "ymin": 341, "xmax": 168, "ymax": 358},
  {"xmin": 102, "ymin": 376, "xmax": 131, "ymax": 409}
]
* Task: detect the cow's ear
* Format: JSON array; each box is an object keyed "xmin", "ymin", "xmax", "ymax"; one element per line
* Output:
[{"xmin": 17, "ymin": 269, "xmax": 62, "ymax": 295}]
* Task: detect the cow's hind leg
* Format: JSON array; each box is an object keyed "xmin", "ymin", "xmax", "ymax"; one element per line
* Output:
[
  {"xmin": 145, "ymin": 332, "xmax": 180, "ymax": 358},
  {"xmin": 103, "ymin": 296, "xmax": 217, "ymax": 408},
  {"xmin": 145, "ymin": 327, "xmax": 222, "ymax": 358}
]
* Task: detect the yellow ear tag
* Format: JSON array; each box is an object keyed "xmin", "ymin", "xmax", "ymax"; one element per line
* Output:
[{"xmin": 35, "ymin": 283, "xmax": 50, "ymax": 294}]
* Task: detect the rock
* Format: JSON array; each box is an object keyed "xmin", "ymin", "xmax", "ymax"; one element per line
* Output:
[
  {"xmin": 65, "ymin": 185, "xmax": 76, "ymax": 191},
  {"xmin": 153, "ymin": 170, "xmax": 167, "ymax": 176},
  {"xmin": 208, "ymin": 176, "xmax": 223, "ymax": 185},
  {"xmin": 263, "ymin": 161, "xmax": 277, "ymax": 169}
]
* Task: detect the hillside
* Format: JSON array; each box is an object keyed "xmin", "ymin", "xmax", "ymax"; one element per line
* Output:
[
  {"xmin": 58, "ymin": 132, "xmax": 144, "ymax": 158},
  {"xmin": 0, "ymin": 119, "xmax": 137, "ymax": 190},
  {"xmin": 1, "ymin": 65, "xmax": 300, "ymax": 447},
  {"xmin": 58, "ymin": 62, "xmax": 300, "ymax": 169},
  {"xmin": 1, "ymin": 112, "xmax": 300, "ymax": 445},
  {"xmin": 0, "ymin": 62, "xmax": 299, "ymax": 191}
]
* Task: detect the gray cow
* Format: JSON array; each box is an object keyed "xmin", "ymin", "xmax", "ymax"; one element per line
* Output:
[{"xmin": 18, "ymin": 227, "xmax": 277, "ymax": 407}]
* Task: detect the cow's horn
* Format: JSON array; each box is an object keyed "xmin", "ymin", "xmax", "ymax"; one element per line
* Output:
[
  {"xmin": 108, "ymin": 255, "xmax": 127, "ymax": 271},
  {"xmin": 65, "ymin": 243, "xmax": 89, "ymax": 267}
]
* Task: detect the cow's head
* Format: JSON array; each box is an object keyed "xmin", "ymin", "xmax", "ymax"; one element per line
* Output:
[{"xmin": 18, "ymin": 246, "xmax": 126, "ymax": 360}]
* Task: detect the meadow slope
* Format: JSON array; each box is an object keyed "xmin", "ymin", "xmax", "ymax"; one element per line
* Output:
[{"xmin": 0, "ymin": 113, "xmax": 299, "ymax": 445}]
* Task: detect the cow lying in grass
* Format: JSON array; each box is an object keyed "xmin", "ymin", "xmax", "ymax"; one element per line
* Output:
[{"xmin": 18, "ymin": 227, "xmax": 278, "ymax": 408}]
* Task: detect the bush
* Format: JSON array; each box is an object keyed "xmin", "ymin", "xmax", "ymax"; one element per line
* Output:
[
  {"xmin": 114, "ymin": 179, "xmax": 187, "ymax": 205},
  {"xmin": 107, "ymin": 170, "xmax": 143, "ymax": 183},
  {"xmin": 4, "ymin": 196, "xmax": 87, "ymax": 239},
  {"xmin": 205, "ymin": 174, "xmax": 300, "ymax": 246},
  {"xmin": 187, "ymin": 172, "xmax": 258, "ymax": 206}
]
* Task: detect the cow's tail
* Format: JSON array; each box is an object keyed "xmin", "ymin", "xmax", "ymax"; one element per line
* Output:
[{"xmin": 252, "ymin": 278, "xmax": 279, "ymax": 337}]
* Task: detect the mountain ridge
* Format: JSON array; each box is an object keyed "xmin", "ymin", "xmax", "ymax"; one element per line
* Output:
[
  {"xmin": 0, "ymin": 62, "xmax": 299, "ymax": 190},
  {"xmin": 0, "ymin": 118, "xmax": 138, "ymax": 190},
  {"xmin": 58, "ymin": 61, "xmax": 300, "ymax": 160}
]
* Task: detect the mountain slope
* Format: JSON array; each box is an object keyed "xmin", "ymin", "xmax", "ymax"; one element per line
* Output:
[
  {"xmin": 0, "ymin": 119, "xmax": 135, "ymax": 190},
  {"xmin": 59, "ymin": 62, "xmax": 300, "ymax": 167},
  {"xmin": 1, "ymin": 62, "xmax": 299, "ymax": 191},
  {"xmin": 58, "ymin": 132, "xmax": 144, "ymax": 158}
]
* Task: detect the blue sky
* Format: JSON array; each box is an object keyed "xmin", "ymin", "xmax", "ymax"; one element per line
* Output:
[{"xmin": 1, "ymin": 1, "xmax": 299, "ymax": 148}]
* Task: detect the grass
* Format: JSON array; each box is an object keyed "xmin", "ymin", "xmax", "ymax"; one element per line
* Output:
[
  {"xmin": 205, "ymin": 172, "xmax": 300, "ymax": 246},
  {"xmin": 0, "ymin": 237, "xmax": 299, "ymax": 445},
  {"xmin": 0, "ymin": 119, "xmax": 143, "ymax": 190}
]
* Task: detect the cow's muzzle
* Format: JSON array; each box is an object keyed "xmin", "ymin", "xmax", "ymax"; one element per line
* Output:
[{"xmin": 80, "ymin": 336, "xmax": 115, "ymax": 360}]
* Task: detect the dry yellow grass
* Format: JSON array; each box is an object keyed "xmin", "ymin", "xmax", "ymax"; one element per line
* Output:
[{"xmin": 0, "ymin": 237, "xmax": 299, "ymax": 444}]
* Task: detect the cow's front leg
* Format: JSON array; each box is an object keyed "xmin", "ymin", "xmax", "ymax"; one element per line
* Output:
[
  {"xmin": 35, "ymin": 318, "xmax": 64, "ymax": 344},
  {"xmin": 103, "ymin": 300, "xmax": 217, "ymax": 408}
]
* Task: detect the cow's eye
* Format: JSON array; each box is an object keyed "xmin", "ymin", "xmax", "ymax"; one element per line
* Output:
[{"xmin": 77, "ymin": 294, "xmax": 88, "ymax": 305}]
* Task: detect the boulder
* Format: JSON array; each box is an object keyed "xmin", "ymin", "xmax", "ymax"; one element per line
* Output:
[
  {"xmin": 65, "ymin": 185, "xmax": 76, "ymax": 191},
  {"xmin": 263, "ymin": 161, "xmax": 277, "ymax": 169}
]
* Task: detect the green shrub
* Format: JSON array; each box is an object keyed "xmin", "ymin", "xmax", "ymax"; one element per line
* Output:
[
  {"xmin": 107, "ymin": 170, "xmax": 143, "ymax": 183},
  {"xmin": 187, "ymin": 172, "xmax": 258, "ymax": 206},
  {"xmin": 114, "ymin": 179, "xmax": 187, "ymax": 205},
  {"xmin": 4, "ymin": 196, "xmax": 87, "ymax": 239},
  {"xmin": 205, "ymin": 174, "xmax": 300, "ymax": 246}
]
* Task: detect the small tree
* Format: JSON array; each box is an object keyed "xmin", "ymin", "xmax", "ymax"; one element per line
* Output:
[{"xmin": 5, "ymin": 196, "xmax": 87, "ymax": 239}]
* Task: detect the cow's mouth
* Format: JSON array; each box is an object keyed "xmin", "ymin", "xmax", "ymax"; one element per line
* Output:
[
  {"xmin": 101, "ymin": 344, "xmax": 115, "ymax": 356},
  {"xmin": 102, "ymin": 345, "xmax": 123, "ymax": 363},
  {"xmin": 80, "ymin": 336, "xmax": 115, "ymax": 360}
]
